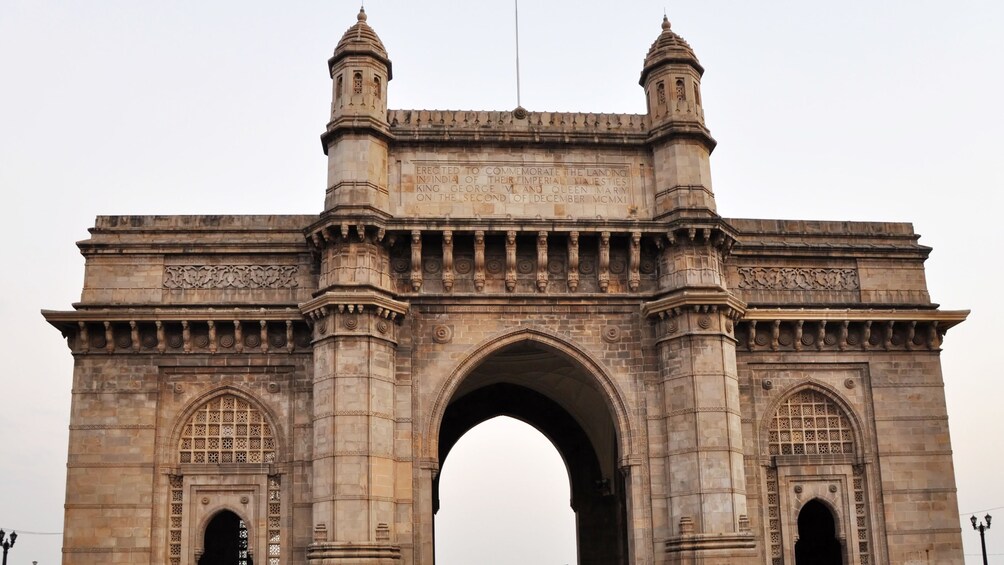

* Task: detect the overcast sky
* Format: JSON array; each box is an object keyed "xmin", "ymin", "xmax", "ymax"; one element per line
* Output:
[{"xmin": 2, "ymin": 2, "xmax": 1002, "ymax": 564}]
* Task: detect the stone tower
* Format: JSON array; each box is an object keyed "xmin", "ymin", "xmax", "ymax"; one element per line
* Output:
[
  {"xmin": 323, "ymin": 8, "xmax": 392, "ymax": 214},
  {"xmin": 641, "ymin": 16, "xmax": 715, "ymax": 219},
  {"xmin": 44, "ymin": 10, "xmax": 968, "ymax": 565}
]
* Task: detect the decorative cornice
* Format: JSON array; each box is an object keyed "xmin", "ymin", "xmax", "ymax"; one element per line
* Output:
[
  {"xmin": 737, "ymin": 309, "xmax": 969, "ymax": 352},
  {"xmin": 642, "ymin": 289, "xmax": 747, "ymax": 321},
  {"xmin": 321, "ymin": 115, "xmax": 394, "ymax": 151},
  {"xmin": 42, "ymin": 306, "xmax": 304, "ymax": 325},
  {"xmin": 40, "ymin": 309, "xmax": 310, "ymax": 355},
  {"xmin": 300, "ymin": 291, "xmax": 409, "ymax": 322},
  {"xmin": 743, "ymin": 308, "xmax": 968, "ymax": 325}
]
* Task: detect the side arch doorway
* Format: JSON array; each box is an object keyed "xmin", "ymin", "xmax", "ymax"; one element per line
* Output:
[
  {"xmin": 795, "ymin": 499, "xmax": 843, "ymax": 565},
  {"xmin": 433, "ymin": 340, "xmax": 630, "ymax": 565},
  {"xmin": 200, "ymin": 510, "xmax": 252, "ymax": 565}
]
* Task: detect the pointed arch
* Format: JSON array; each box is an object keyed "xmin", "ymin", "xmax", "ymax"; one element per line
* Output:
[
  {"xmin": 795, "ymin": 496, "xmax": 844, "ymax": 535},
  {"xmin": 197, "ymin": 508, "xmax": 253, "ymax": 565},
  {"xmin": 196, "ymin": 506, "xmax": 253, "ymax": 543},
  {"xmin": 425, "ymin": 326, "xmax": 635, "ymax": 467},
  {"xmin": 759, "ymin": 381, "xmax": 865, "ymax": 460},
  {"xmin": 171, "ymin": 386, "xmax": 286, "ymax": 465},
  {"xmin": 795, "ymin": 498, "xmax": 844, "ymax": 565}
]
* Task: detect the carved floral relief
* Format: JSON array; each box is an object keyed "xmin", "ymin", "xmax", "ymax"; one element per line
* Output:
[
  {"xmin": 163, "ymin": 265, "xmax": 299, "ymax": 290},
  {"xmin": 736, "ymin": 267, "xmax": 859, "ymax": 291}
]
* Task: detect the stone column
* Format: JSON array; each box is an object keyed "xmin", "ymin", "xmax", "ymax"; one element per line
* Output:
[
  {"xmin": 644, "ymin": 226, "xmax": 755, "ymax": 563},
  {"xmin": 303, "ymin": 232, "xmax": 408, "ymax": 564},
  {"xmin": 307, "ymin": 304, "xmax": 403, "ymax": 564}
]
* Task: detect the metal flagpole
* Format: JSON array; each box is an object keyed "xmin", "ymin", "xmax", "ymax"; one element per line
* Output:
[{"xmin": 514, "ymin": 0, "xmax": 522, "ymax": 109}]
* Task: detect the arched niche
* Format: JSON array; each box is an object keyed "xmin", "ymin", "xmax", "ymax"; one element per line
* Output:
[
  {"xmin": 166, "ymin": 389, "xmax": 285, "ymax": 565},
  {"xmin": 759, "ymin": 383, "xmax": 874, "ymax": 565}
]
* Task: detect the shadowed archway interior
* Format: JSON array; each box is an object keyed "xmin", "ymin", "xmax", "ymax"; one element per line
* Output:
[
  {"xmin": 200, "ymin": 510, "xmax": 250, "ymax": 565},
  {"xmin": 795, "ymin": 499, "xmax": 842, "ymax": 565},
  {"xmin": 434, "ymin": 341, "xmax": 628, "ymax": 565}
]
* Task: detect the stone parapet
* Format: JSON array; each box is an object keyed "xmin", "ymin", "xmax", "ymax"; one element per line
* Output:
[{"xmin": 388, "ymin": 109, "xmax": 649, "ymax": 142}]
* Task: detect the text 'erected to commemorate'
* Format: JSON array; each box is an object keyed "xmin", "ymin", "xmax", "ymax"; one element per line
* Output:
[{"xmin": 412, "ymin": 164, "xmax": 631, "ymax": 205}]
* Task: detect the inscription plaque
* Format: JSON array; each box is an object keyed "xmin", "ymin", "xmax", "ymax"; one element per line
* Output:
[{"xmin": 398, "ymin": 160, "xmax": 640, "ymax": 218}]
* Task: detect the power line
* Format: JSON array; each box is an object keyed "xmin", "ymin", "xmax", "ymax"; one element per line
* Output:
[
  {"xmin": 960, "ymin": 505, "xmax": 1004, "ymax": 516},
  {"xmin": 0, "ymin": 528, "xmax": 62, "ymax": 535}
]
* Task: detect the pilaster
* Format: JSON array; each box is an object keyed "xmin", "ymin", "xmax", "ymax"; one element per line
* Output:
[
  {"xmin": 303, "ymin": 218, "xmax": 408, "ymax": 565},
  {"xmin": 644, "ymin": 224, "xmax": 756, "ymax": 563}
]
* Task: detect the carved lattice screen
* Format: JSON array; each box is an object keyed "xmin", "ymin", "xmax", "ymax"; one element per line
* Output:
[
  {"xmin": 767, "ymin": 389, "xmax": 854, "ymax": 456},
  {"xmin": 179, "ymin": 394, "xmax": 276, "ymax": 464}
]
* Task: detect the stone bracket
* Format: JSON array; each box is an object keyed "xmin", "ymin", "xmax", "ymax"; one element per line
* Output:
[
  {"xmin": 300, "ymin": 291, "xmax": 409, "ymax": 324},
  {"xmin": 740, "ymin": 308, "xmax": 969, "ymax": 352},
  {"xmin": 642, "ymin": 289, "xmax": 747, "ymax": 321}
]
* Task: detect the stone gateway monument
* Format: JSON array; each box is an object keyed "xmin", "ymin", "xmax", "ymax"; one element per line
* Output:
[{"xmin": 44, "ymin": 10, "xmax": 967, "ymax": 565}]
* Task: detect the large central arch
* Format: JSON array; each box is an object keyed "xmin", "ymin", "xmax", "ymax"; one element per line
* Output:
[{"xmin": 426, "ymin": 328, "xmax": 637, "ymax": 564}]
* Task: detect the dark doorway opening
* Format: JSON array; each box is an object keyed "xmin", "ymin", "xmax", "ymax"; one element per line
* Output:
[
  {"xmin": 200, "ymin": 510, "xmax": 251, "ymax": 565},
  {"xmin": 795, "ymin": 499, "xmax": 842, "ymax": 565}
]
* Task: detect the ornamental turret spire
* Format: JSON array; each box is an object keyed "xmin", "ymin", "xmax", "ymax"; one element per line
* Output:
[
  {"xmin": 641, "ymin": 14, "xmax": 717, "ymax": 219},
  {"xmin": 321, "ymin": 8, "xmax": 393, "ymax": 213},
  {"xmin": 640, "ymin": 15, "xmax": 706, "ymax": 129},
  {"xmin": 327, "ymin": 7, "xmax": 392, "ymax": 126}
]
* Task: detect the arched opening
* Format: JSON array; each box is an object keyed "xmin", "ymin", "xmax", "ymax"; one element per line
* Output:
[
  {"xmin": 435, "ymin": 416, "xmax": 575, "ymax": 564},
  {"xmin": 795, "ymin": 499, "xmax": 842, "ymax": 565},
  {"xmin": 200, "ymin": 510, "xmax": 251, "ymax": 565},
  {"xmin": 434, "ymin": 340, "xmax": 629, "ymax": 565}
]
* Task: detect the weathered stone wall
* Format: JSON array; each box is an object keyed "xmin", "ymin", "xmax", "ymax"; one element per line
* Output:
[
  {"xmin": 63, "ymin": 352, "xmax": 314, "ymax": 564},
  {"xmin": 389, "ymin": 145, "xmax": 653, "ymax": 220},
  {"xmin": 79, "ymin": 215, "xmax": 318, "ymax": 306}
]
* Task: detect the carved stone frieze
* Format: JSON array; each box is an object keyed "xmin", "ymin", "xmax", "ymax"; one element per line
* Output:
[
  {"xmin": 163, "ymin": 265, "xmax": 299, "ymax": 289},
  {"xmin": 739, "ymin": 317, "xmax": 951, "ymax": 352},
  {"xmin": 736, "ymin": 266, "xmax": 859, "ymax": 291}
]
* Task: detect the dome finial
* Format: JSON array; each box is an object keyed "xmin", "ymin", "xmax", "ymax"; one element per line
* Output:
[
  {"xmin": 662, "ymin": 14, "xmax": 671, "ymax": 31},
  {"xmin": 358, "ymin": 6, "xmax": 367, "ymax": 22}
]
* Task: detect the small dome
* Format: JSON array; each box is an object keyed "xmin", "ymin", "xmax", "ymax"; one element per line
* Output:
[
  {"xmin": 330, "ymin": 8, "xmax": 392, "ymax": 77},
  {"xmin": 640, "ymin": 15, "xmax": 703, "ymax": 85}
]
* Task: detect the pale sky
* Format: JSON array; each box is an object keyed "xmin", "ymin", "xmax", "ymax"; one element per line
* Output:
[{"xmin": 1, "ymin": 2, "xmax": 1002, "ymax": 564}]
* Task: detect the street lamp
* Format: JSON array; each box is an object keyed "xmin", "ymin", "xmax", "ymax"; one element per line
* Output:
[
  {"xmin": 0, "ymin": 529, "xmax": 16, "ymax": 565},
  {"xmin": 971, "ymin": 514, "xmax": 992, "ymax": 565}
]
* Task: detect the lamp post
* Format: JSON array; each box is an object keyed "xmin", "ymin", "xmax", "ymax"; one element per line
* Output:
[
  {"xmin": 971, "ymin": 514, "xmax": 992, "ymax": 565},
  {"xmin": 0, "ymin": 529, "xmax": 16, "ymax": 565}
]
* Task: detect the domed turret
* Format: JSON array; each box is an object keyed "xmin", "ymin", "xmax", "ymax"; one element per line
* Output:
[
  {"xmin": 640, "ymin": 16, "xmax": 705, "ymax": 125},
  {"xmin": 331, "ymin": 8, "xmax": 391, "ymax": 76},
  {"xmin": 641, "ymin": 16, "xmax": 717, "ymax": 219},
  {"xmin": 327, "ymin": 8, "xmax": 392, "ymax": 123},
  {"xmin": 321, "ymin": 8, "xmax": 393, "ymax": 214}
]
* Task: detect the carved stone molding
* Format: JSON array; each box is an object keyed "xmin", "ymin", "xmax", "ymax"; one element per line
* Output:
[
  {"xmin": 300, "ymin": 291, "xmax": 409, "ymax": 324},
  {"xmin": 642, "ymin": 290, "xmax": 747, "ymax": 322},
  {"xmin": 163, "ymin": 265, "xmax": 299, "ymax": 289},
  {"xmin": 737, "ymin": 309, "xmax": 970, "ymax": 353},
  {"xmin": 736, "ymin": 267, "xmax": 859, "ymax": 291},
  {"xmin": 42, "ymin": 310, "xmax": 311, "ymax": 356}
]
